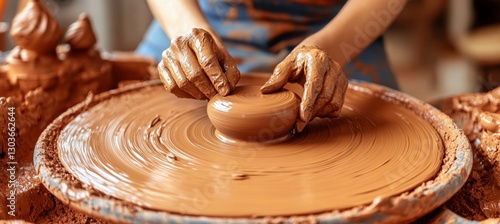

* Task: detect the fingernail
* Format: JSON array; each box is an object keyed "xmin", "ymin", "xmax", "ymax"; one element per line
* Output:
[
  {"xmin": 303, "ymin": 109, "xmax": 312, "ymax": 122},
  {"xmin": 296, "ymin": 120, "xmax": 306, "ymax": 132},
  {"xmin": 220, "ymin": 86, "xmax": 230, "ymax": 96},
  {"xmin": 260, "ymin": 85, "xmax": 271, "ymax": 93}
]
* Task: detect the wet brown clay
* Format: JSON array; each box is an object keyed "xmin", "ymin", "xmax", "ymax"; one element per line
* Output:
[
  {"xmin": 207, "ymin": 85, "xmax": 300, "ymax": 143},
  {"xmin": 444, "ymin": 87, "xmax": 500, "ymax": 220},
  {"xmin": 57, "ymin": 77, "xmax": 444, "ymax": 217},
  {"xmin": 0, "ymin": 0, "xmax": 157, "ymax": 222}
]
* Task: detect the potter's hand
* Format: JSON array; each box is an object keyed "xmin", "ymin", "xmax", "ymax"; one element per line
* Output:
[
  {"xmin": 158, "ymin": 28, "xmax": 240, "ymax": 100},
  {"xmin": 261, "ymin": 46, "xmax": 348, "ymax": 132}
]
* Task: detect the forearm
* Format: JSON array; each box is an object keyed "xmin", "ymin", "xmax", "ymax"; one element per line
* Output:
[
  {"xmin": 146, "ymin": 0, "xmax": 222, "ymax": 45},
  {"xmin": 300, "ymin": 0, "xmax": 407, "ymax": 67}
]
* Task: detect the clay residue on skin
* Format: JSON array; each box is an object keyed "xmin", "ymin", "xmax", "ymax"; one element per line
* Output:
[
  {"xmin": 261, "ymin": 45, "xmax": 348, "ymax": 132},
  {"xmin": 445, "ymin": 87, "xmax": 500, "ymax": 220},
  {"xmin": 158, "ymin": 28, "xmax": 240, "ymax": 100},
  {"xmin": 207, "ymin": 85, "xmax": 299, "ymax": 142},
  {"xmin": 57, "ymin": 78, "xmax": 443, "ymax": 217}
]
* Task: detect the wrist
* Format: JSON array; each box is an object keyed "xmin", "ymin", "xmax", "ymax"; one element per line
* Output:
[{"xmin": 298, "ymin": 34, "xmax": 347, "ymax": 67}]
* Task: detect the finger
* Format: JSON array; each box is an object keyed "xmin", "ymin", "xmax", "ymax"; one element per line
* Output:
[
  {"xmin": 299, "ymin": 53, "xmax": 325, "ymax": 124},
  {"xmin": 219, "ymin": 49, "xmax": 241, "ymax": 89},
  {"xmin": 164, "ymin": 48, "xmax": 207, "ymax": 100},
  {"xmin": 172, "ymin": 37, "xmax": 217, "ymax": 99},
  {"xmin": 158, "ymin": 59, "xmax": 193, "ymax": 99},
  {"xmin": 316, "ymin": 72, "xmax": 348, "ymax": 118},
  {"xmin": 260, "ymin": 51, "xmax": 306, "ymax": 94},
  {"xmin": 328, "ymin": 73, "xmax": 348, "ymax": 117},
  {"xmin": 296, "ymin": 120, "xmax": 307, "ymax": 132},
  {"xmin": 311, "ymin": 61, "xmax": 336, "ymax": 117},
  {"xmin": 260, "ymin": 61, "xmax": 295, "ymax": 94},
  {"xmin": 190, "ymin": 28, "xmax": 231, "ymax": 96}
]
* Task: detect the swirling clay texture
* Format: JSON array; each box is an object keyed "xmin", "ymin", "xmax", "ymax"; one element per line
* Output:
[
  {"xmin": 58, "ymin": 80, "xmax": 444, "ymax": 217},
  {"xmin": 207, "ymin": 85, "xmax": 299, "ymax": 142}
]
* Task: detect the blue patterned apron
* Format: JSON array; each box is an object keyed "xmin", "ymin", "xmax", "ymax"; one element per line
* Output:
[{"xmin": 137, "ymin": 0, "xmax": 399, "ymax": 89}]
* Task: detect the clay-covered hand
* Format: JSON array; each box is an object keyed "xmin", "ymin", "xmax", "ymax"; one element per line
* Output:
[
  {"xmin": 261, "ymin": 45, "xmax": 348, "ymax": 132},
  {"xmin": 158, "ymin": 28, "xmax": 240, "ymax": 100}
]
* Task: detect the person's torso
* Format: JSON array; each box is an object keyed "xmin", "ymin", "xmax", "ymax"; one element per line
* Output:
[{"xmin": 199, "ymin": 0, "xmax": 345, "ymax": 52}]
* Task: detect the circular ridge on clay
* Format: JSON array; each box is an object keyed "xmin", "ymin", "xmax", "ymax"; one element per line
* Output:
[
  {"xmin": 34, "ymin": 75, "xmax": 472, "ymax": 223},
  {"xmin": 207, "ymin": 85, "xmax": 300, "ymax": 143}
]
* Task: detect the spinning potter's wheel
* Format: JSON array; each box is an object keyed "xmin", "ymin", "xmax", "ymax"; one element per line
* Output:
[{"xmin": 35, "ymin": 74, "xmax": 472, "ymax": 223}]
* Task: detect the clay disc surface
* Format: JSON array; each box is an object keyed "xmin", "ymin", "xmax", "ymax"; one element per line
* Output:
[{"xmin": 57, "ymin": 77, "xmax": 443, "ymax": 217}]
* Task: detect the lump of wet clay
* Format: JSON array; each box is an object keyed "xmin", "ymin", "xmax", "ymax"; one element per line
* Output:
[
  {"xmin": 0, "ymin": 0, "xmax": 156, "ymax": 222},
  {"xmin": 444, "ymin": 87, "xmax": 500, "ymax": 220},
  {"xmin": 207, "ymin": 85, "xmax": 300, "ymax": 143}
]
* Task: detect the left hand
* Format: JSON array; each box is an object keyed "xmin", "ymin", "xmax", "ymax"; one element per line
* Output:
[
  {"xmin": 261, "ymin": 45, "xmax": 348, "ymax": 132},
  {"xmin": 158, "ymin": 28, "xmax": 240, "ymax": 100}
]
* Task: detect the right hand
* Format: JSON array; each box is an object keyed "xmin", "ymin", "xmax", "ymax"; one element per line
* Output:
[
  {"xmin": 261, "ymin": 45, "xmax": 348, "ymax": 132},
  {"xmin": 158, "ymin": 28, "xmax": 240, "ymax": 100}
]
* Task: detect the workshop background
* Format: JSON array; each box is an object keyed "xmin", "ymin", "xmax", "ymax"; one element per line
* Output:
[{"xmin": 1, "ymin": 0, "xmax": 499, "ymax": 101}]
